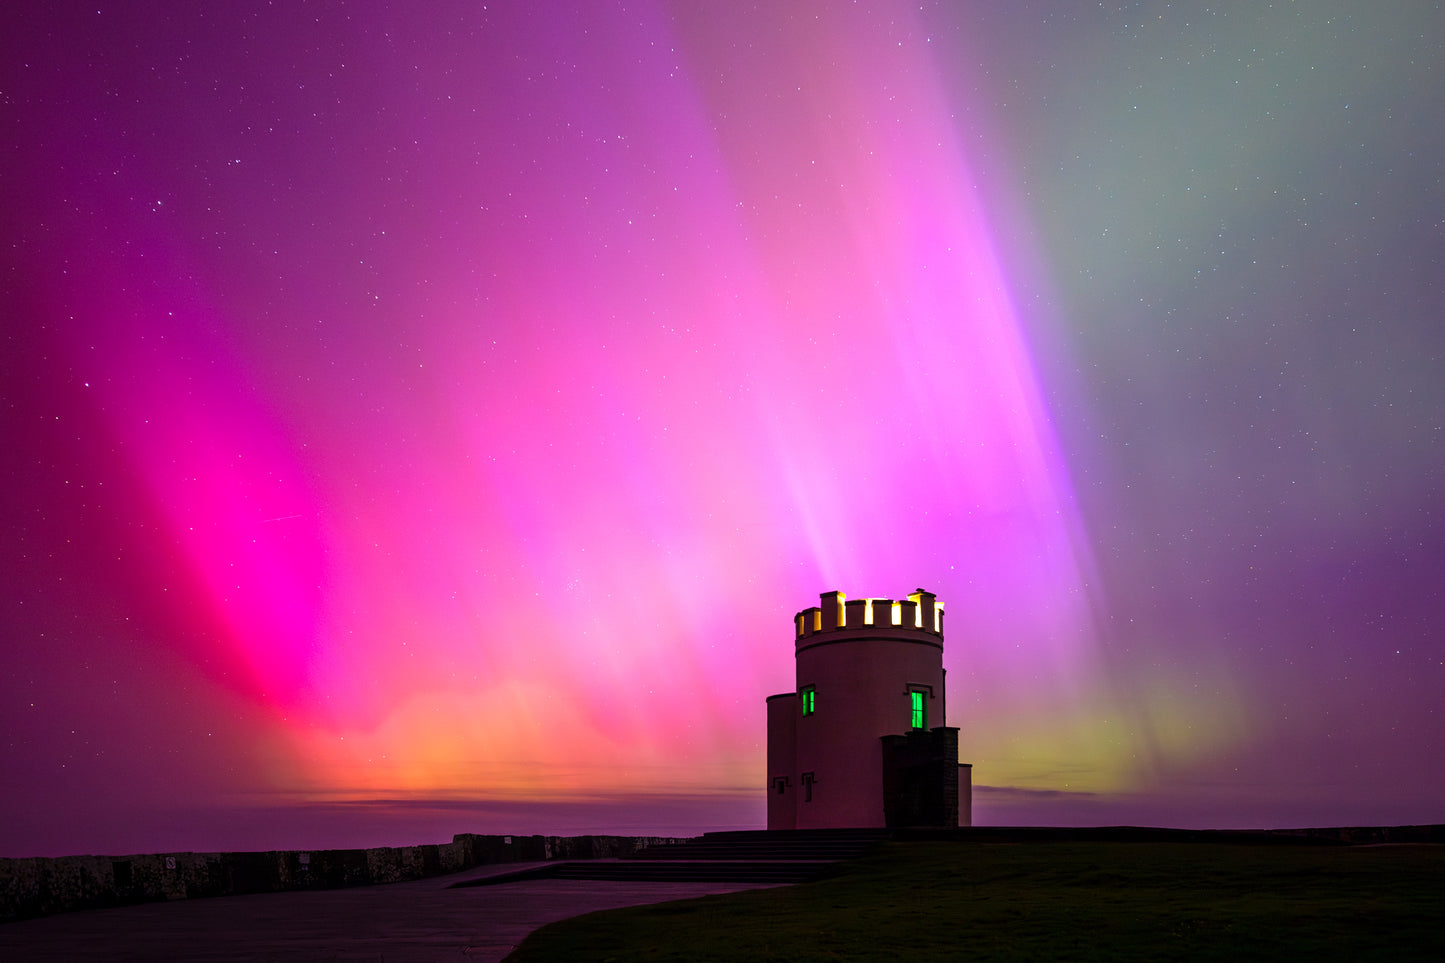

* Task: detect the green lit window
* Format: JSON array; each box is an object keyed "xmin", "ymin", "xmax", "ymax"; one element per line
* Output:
[
  {"xmin": 910, "ymin": 690, "xmax": 927, "ymax": 730},
  {"xmin": 800, "ymin": 685, "xmax": 816, "ymax": 716}
]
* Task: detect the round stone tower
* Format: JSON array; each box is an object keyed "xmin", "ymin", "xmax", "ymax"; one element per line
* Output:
[{"xmin": 767, "ymin": 589, "xmax": 954, "ymax": 830}]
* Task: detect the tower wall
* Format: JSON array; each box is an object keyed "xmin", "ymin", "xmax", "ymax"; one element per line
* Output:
[{"xmin": 765, "ymin": 693, "xmax": 798, "ymax": 830}]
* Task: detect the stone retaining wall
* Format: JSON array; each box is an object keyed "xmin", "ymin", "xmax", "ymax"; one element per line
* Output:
[{"xmin": 0, "ymin": 833, "xmax": 679, "ymax": 923}]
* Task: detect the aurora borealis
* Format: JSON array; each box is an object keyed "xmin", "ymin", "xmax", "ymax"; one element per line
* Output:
[{"xmin": 3, "ymin": 2, "xmax": 1441, "ymax": 857}]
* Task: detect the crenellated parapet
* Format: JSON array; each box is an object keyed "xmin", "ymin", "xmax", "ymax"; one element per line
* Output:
[{"xmin": 794, "ymin": 589, "xmax": 944, "ymax": 648}]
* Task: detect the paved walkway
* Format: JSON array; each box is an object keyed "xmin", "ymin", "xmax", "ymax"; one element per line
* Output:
[{"xmin": 0, "ymin": 861, "xmax": 781, "ymax": 961}]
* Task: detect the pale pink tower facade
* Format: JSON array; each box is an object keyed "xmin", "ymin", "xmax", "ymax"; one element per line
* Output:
[{"xmin": 767, "ymin": 590, "xmax": 972, "ymax": 830}]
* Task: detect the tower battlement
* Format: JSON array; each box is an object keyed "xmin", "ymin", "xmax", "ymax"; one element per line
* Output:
[{"xmin": 794, "ymin": 589, "xmax": 944, "ymax": 643}]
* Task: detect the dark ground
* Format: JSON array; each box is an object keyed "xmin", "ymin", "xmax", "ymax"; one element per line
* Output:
[
  {"xmin": 0, "ymin": 860, "xmax": 779, "ymax": 962},
  {"xmin": 511, "ymin": 840, "xmax": 1445, "ymax": 962}
]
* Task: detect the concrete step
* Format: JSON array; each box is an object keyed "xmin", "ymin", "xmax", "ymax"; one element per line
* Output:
[
  {"xmin": 550, "ymin": 861, "xmax": 830, "ymax": 883},
  {"xmin": 625, "ymin": 829, "xmax": 889, "ymax": 862},
  {"xmin": 626, "ymin": 845, "xmax": 872, "ymax": 860},
  {"xmin": 450, "ymin": 859, "xmax": 832, "ymax": 887},
  {"xmin": 447, "ymin": 829, "xmax": 889, "ymax": 889}
]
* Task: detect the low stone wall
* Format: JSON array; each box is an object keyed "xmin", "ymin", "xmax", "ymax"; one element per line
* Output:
[{"xmin": 0, "ymin": 833, "xmax": 680, "ymax": 923}]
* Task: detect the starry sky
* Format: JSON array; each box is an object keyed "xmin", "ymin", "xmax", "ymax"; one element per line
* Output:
[{"xmin": 3, "ymin": 2, "xmax": 1441, "ymax": 858}]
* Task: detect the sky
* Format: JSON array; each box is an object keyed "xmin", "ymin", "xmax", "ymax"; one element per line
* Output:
[{"xmin": 2, "ymin": 1, "xmax": 1441, "ymax": 858}]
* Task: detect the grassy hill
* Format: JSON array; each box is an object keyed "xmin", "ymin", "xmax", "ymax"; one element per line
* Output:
[{"xmin": 510, "ymin": 839, "xmax": 1444, "ymax": 961}]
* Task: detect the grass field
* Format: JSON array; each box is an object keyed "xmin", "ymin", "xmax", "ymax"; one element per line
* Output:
[{"xmin": 508, "ymin": 840, "xmax": 1444, "ymax": 961}]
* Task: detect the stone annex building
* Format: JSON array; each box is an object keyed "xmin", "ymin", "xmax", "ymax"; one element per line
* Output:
[{"xmin": 766, "ymin": 589, "xmax": 972, "ymax": 829}]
